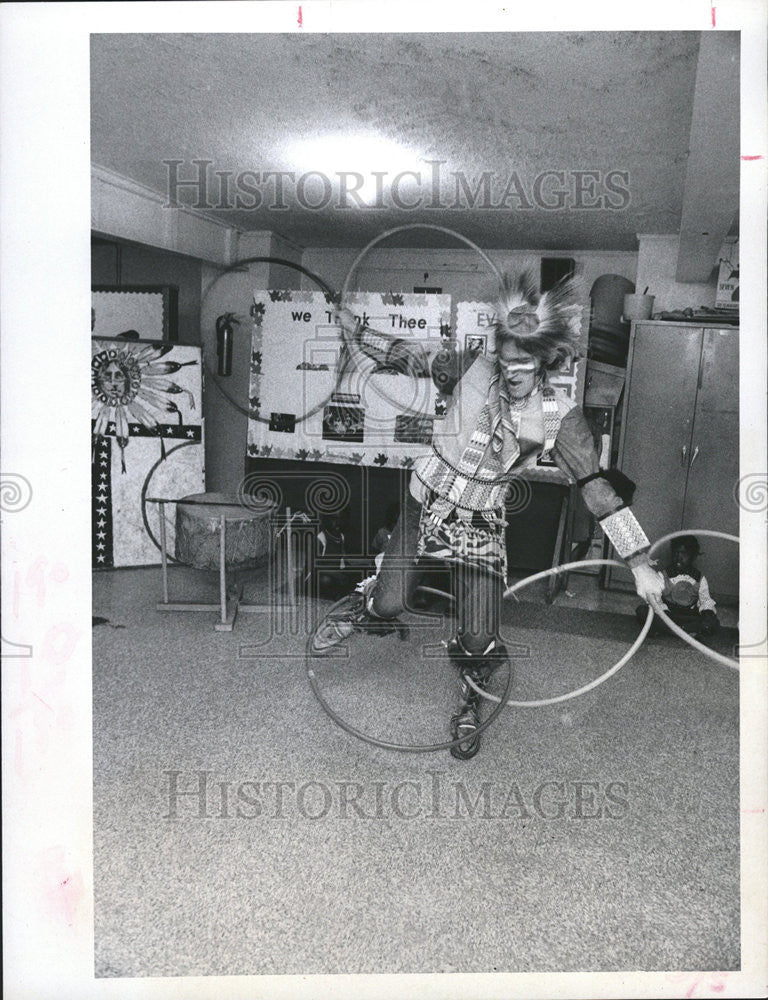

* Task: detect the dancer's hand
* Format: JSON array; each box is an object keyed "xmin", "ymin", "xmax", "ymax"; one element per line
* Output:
[
  {"xmin": 631, "ymin": 560, "xmax": 667, "ymax": 611},
  {"xmin": 334, "ymin": 306, "xmax": 360, "ymax": 338}
]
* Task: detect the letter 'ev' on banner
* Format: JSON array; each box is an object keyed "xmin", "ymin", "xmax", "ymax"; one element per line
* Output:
[{"xmin": 247, "ymin": 290, "xmax": 451, "ymax": 469}]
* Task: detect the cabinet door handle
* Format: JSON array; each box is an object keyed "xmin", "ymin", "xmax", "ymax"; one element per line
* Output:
[
  {"xmin": 681, "ymin": 444, "xmax": 688, "ymax": 467},
  {"xmin": 690, "ymin": 445, "xmax": 700, "ymax": 467}
]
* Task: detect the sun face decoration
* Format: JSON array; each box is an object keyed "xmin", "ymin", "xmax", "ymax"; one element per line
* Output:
[{"xmin": 91, "ymin": 344, "xmax": 198, "ymax": 469}]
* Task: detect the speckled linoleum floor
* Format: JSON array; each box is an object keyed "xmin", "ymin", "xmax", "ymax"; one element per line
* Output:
[{"xmin": 92, "ymin": 565, "xmax": 740, "ymax": 977}]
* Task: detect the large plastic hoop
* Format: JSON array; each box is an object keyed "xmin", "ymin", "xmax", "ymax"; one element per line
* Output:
[
  {"xmin": 466, "ymin": 558, "xmax": 654, "ymax": 707},
  {"xmin": 139, "ymin": 440, "xmax": 198, "ymax": 559},
  {"xmin": 305, "ymin": 626, "xmax": 515, "ymax": 755},
  {"xmin": 340, "ymin": 223, "xmax": 503, "ymax": 302},
  {"xmin": 199, "ymin": 255, "xmax": 337, "ymax": 424},
  {"xmin": 337, "ymin": 224, "xmax": 503, "ymax": 408},
  {"xmin": 648, "ymin": 529, "xmax": 740, "ymax": 671}
]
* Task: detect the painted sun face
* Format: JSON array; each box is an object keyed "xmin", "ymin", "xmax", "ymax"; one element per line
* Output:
[
  {"xmin": 101, "ymin": 361, "xmax": 128, "ymax": 396},
  {"xmin": 91, "ymin": 344, "xmax": 197, "ymax": 462},
  {"xmin": 92, "ymin": 351, "xmax": 141, "ymax": 405},
  {"xmin": 498, "ymin": 341, "xmax": 539, "ymax": 399}
]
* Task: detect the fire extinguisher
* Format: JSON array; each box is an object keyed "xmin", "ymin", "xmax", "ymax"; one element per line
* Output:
[{"xmin": 215, "ymin": 312, "xmax": 239, "ymax": 376}]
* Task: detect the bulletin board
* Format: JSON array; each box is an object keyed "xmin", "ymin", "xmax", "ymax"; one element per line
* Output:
[
  {"xmin": 92, "ymin": 286, "xmax": 176, "ymax": 341},
  {"xmin": 91, "ymin": 338, "xmax": 205, "ymax": 567},
  {"xmin": 247, "ymin": 290, "xmax": 451, "ymax": 469}
]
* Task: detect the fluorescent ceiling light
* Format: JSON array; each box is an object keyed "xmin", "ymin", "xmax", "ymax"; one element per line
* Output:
[{"xmin": 281, "ymin": 133, "xmax": 423, "ymax": 206}]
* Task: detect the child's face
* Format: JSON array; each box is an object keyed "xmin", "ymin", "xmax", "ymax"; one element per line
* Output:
[{"xmin": 671, "ymin": 545, "xmax": 694, "ymax": 572}]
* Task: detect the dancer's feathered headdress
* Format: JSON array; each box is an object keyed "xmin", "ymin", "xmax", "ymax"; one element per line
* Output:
[{"xmin": 492, "ymin": 272, "xmax": 582, "ymax": 371}]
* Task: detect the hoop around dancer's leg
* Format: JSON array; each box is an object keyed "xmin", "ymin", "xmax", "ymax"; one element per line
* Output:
[{"xmin": 305, "ymin": 625, "xmax": 515, "ymax": 754}]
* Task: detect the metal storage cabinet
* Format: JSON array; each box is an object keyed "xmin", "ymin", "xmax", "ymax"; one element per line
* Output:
[{"xmin": 606, "ymin": 321, "xmax": 739, "ymax": 601}]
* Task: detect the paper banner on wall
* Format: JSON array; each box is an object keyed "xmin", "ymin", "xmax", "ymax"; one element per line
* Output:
[
  {"xmin": 91, "ymin": 339, "xmax": 205, "ymax": 567},
  {"xmin": 247, "ymin": 290, "xmax": 451, "ymax": 469},
  {"xmin": 455, "ymin": 300, "xmax": 581, "ymax": 401}
]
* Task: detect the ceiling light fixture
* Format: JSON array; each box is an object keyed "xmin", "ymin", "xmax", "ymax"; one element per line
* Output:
[{"xmin": 281, "ymin": 133, "xmax": 423, "ymax": 207}]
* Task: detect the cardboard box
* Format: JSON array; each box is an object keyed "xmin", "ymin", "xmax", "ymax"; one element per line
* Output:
[{"xmin": 716, "ymin": 242, "xmax": 739, "ymax": 311}]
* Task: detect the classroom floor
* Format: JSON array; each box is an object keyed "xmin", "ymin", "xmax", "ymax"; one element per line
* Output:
[{"xmin": 92, "ymin": 564, "xmax": 740, "ymax": 977}]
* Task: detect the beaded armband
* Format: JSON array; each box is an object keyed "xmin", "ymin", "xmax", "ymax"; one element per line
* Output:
[{"xmin": 599, "ymin": 506, "xmax": 650, "ymax": 561}]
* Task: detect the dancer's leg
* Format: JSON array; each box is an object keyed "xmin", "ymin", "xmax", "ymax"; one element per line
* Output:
[
  {"xmin": 449, "ymin": 563, "xmax": 509, "ymax": 760},
  {"xmin": 369, "ymin": 491, "xmax": 423, "ymax": 619},
  {"xmin": 310, "ymin": 491, "xmax": 422, "ymax": 653}
]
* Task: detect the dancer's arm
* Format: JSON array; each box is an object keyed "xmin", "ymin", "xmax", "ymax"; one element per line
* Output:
[
  {"xmin": 335, "ymin": 307, "xmax": 430, "ymax": 376},
  {"xmin": 550, "ymin": 405, "xmax": 665, "ymax": 607}
]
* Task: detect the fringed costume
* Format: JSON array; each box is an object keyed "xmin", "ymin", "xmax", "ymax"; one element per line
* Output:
[{"xmin": 312, "ymin": 272, "xmax": 659, "ymax": 759}]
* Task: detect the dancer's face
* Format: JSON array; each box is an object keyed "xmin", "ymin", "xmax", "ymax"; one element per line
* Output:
[{"xmin": 498, "ymin": 341, "xmax": 538, "ymax": 399}]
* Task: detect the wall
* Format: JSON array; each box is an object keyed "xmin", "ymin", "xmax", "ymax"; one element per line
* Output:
[
  {"xmin": 300, "ymin": 247, "xmax": 639, "ymax": 305},
  {"xmin": 300, "ymin": 246, "xmax": 639, "ymax": 399},
  {"xmin": 200, "ymin": 232, "xmax": 271, "ymax": 494},
  {"xmin": 268, "ymin": 232, "xmax": 305, "ymax": 290},
  {"xmin": 635, "ymin": 234, "xmax": 722, "ymax": 313},
  {"xmin": 92, "ymin": 163, "xmax": 237, "ymax": 265}
]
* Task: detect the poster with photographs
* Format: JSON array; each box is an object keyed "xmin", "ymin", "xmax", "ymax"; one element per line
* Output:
[{"xmin": 247, "ymin": 290, "xmax": 450, "ymax": 468}]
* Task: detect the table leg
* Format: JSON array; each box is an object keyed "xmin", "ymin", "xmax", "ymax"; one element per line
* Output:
[
  {"xmin": 285, "ymin": 507, "xmax": 295, "ymax": 606},
  {"xmin": 158, "ymin": 501, "xmax": 169, "ymax": 604},
  {"xmin": 546, "ymin": 489, "xmax": 570, "ymax": 604},
  {"xmin": 219, "ymin": 513, "xmax": 227, "ymax": 624}
]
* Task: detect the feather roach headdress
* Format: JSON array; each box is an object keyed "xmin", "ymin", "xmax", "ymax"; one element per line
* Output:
[{"xmin": 492, "ymin": 271, "xmax": 583, "ymax": 371}]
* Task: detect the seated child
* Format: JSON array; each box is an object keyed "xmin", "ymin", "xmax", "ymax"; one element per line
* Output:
[{"xmin": 636, "ymin": 534, "xmax": 719, "ymax": 639}]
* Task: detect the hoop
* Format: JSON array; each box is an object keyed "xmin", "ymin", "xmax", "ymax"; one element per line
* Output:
[
  {"xmin": 305, "ymin": 611, "xmax": 514, "ymax": 754},
  {"xmin": 340, "ymin": 223, "xmax": 503, "ymax": 303},
  {"xmin": 462, "ymin": 558, "xmax": 654, "ymax": 707},
  {"xmin": 199, "ymin": 255, "xmax": 337, "ymax": 424},
  {"xmin": 648, "ymin": 529, "xmax": 739, "ymax": 671},
  {"xmin": 648, "ymin": 528, "xmax": 739, "ymax": 556},
  {"xmin": 337, "ymin": 224, "xmax": 503, "ymax": 408},
  {"xmin": 139, "ymin": 440, "xmax": 199, "ymax": 559}
]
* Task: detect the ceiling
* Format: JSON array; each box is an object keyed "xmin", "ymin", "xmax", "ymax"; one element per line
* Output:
[{"xmin": 91, "ymin": 31, "xmax": 738, "ymax": 252}]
